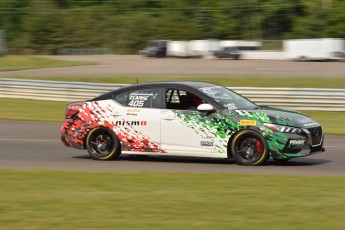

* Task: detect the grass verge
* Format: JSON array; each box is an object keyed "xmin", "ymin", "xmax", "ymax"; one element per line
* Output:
[
  {"xmin": 0, "ymin": 169, "xmax": 344, "ymax": 230},
  {"xmin": 0, "ymin": 55, "xmax": 96, "ymax": 71},
  {"xmin": 1, "ymin": 98, "xmax": 344, "ymax": 135},
  {"xmin": 0, "ymin": 98, "xmax": 66, "ymax": 122},
  {"xmin": 1, "ymin": 75, "xmax": 345, "ymax": 88},
  {"xmin": 303, "ymin": 111, "xmax": 345, "ymax": 135}
]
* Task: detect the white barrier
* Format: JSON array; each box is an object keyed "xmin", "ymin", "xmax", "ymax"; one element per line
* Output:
[{"xmin": 1, "ymin": 78, "xmax": 345, "ymax": 111}]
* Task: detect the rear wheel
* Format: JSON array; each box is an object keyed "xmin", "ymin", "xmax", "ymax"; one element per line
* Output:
[
  {"xmin": 86, "ymin": 127, "xmax": 120, "ymax": 160},
  {"xmin": 231, "ymin": 130, "xmax": 269, "ymax": 166}
]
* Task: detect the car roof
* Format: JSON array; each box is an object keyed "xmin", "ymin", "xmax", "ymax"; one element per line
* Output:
[
  {"xmin": 91, "ymin": 81, "xmax": 220, "ymax": 101},
  {"xmin": 120, "ymin": 81, "xmax": 217, "ymax": 90}
]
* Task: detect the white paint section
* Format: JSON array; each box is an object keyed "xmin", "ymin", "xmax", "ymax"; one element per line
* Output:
[
  {"xmin": 160, "ymin": 110, "xmax": 227, "ymax": 158},
  {"xmin": 87, "ymin": 100, "xmax": 162, "ymax": 153}
]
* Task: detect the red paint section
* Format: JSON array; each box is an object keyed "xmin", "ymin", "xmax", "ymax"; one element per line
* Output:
[{"xmin": 61, "ymin": 101, "xmax": 164, "ymax": 153}]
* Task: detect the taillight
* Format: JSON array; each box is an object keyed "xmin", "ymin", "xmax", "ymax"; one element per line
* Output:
[
  {"xmin": 65, "ymin": 101, "xmax": 84, "ymax": 119},
  {"xmin": 65, "ymin": 108, "xmax": 79, "ymax": 118}
]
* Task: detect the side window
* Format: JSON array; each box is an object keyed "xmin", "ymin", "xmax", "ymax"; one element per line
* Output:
[
  {"xmin": 127, "ymin": 88, "xmax": 161, "ymax": 108},
  {"xmin": 166, "ymin": 89, "xmax": 181, "ymax": 106},
  {"xmin": 114, "ymin": 92, "xmax": 128, "ymax": 106},
  {"xmin": 166, "ymin": 89, "xmax": 204, "ymax": 111}
]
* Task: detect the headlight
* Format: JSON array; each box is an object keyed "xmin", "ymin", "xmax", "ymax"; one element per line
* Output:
[{"xmin": 263, "ymin": 123, "xmax": 302, "ymax": 134}]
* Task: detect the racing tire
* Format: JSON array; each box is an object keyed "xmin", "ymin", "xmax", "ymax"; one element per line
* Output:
[
  {"xmin": 85, "ymin": 127, "xmax": 121, "ymax": 160},
  {"xmin": 231, "ymin": 130, "xmax": 269, "ymax": 166}
]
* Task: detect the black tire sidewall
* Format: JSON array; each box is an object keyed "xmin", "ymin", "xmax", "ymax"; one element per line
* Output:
[
  {"xmin": 231, "ymin": 130, "xmax": 269, "ymax": 166},
  {"xmin": 86, "ymin": 127, "xmax": 120, "ymax": 160}
]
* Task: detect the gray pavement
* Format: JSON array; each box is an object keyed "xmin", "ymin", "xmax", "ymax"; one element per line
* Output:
[
  {"xmin": 0, "ymin": 55, "xmax": 345, "ymax": 77},
  {"xmin": 1, "ymin": 121, "xmax": 344, "ymax": 175}
]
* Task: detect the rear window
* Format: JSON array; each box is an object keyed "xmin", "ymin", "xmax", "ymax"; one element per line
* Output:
[{"xmin": 115, "ymin": 88, "xmax": 161, "ymax": 108}]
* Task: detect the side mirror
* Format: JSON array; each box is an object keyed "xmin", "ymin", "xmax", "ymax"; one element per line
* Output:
[{"xmin": 197, "ymin": 103, "xmax": 214, "ymax": 112}]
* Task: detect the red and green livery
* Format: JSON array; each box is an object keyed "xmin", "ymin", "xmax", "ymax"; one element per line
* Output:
[{"xmin": 61, "ymin": 82, "xmax": 325, "ymax": 165}]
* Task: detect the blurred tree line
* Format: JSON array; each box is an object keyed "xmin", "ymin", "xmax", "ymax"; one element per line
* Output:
[{"xmin": 0, "ymin": 0, "xmax": 344, "ymax": 54}]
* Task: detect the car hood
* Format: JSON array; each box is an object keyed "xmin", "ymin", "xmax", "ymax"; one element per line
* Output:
[{"xmin": 228, "ymin": 106, "xmax": 320, "ymax": 128}]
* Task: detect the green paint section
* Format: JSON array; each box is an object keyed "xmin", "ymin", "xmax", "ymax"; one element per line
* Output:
[
  {"xmin": 264, "ymin": 129, "xmax": 289, "ymax": 157},
  {"xmin": 173, "ymin": 109, "xmax": 306, "ymax": 159},
  {"xmin": 173, "ymin": 111, "xmax": 240, "ymax": 152}
]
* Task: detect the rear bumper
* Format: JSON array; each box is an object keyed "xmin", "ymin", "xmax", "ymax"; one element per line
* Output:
[{"xmin": 60, "ymin": 118, "xmax": 86, "ymax": 150}]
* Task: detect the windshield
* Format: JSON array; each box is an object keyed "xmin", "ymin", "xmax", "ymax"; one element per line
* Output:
[{"xmin": 198, "ymin": 86, "xmax": 257, "ymax": 110}]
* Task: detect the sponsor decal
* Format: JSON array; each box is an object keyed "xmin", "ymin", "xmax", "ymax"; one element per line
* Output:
[
  {"xmin": 289, "ymin": 140, "xmax": 305, "ymax": 146},
  {"xmin": 224, "ymin": 103, "xmax": 237, "ymax": 110},
  {"xmin": 128, "ymin": 94, "xmax": 153, "ymax": 107},
  {"xmin": 200, "ymin": 86, "xmax": 221, "ymax": 92},
  {"xmin": 240, "ymin": 120, "xmax": 257, "ymax": 126},
  {"xmin": 126, "ymin": 113, "xmax": 138, "ymax": 116},
  {"xmin": 128, "ymin": 100, "xmax": 144, "ymax": 107},
  {"xmin": 114, "ymin": 120, "xmax": 147, "ymax": 126},
  {"xmin": 200, "ymin": 141, "xmax": 214, "ymax": 147},
  {"xmin": 236, "ymin": 110, "xmax": 252, "ymax": 116},
  {"xmin": 127, "ymin": 109, "xmax": 141, "ymax": 113},
  {"xmin": 129, "ymin": 94, "xmax": 150, "ymax": 101}
]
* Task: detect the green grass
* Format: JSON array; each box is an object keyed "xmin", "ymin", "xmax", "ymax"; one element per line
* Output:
[
  {"xmin": 0, "ymin": 169, "xmax": 344, "ymax": 230},
  {"xmin": 0, "ymin": 98, "xmax": 66, "ymax": 122},
  {"xmin": 1, "ymin": 75, "xmax": 345, "ymax": 88},
  {"xmin": 0, "ymin": 55, "xmax": 96, "ymax": 71},
  {"xmin": 303, "ymin": 111, "xmax": 345, "ymax": 135},
  {"xmin": 1, "ymin": 98, "xmax": 344, "ymax": 135}
]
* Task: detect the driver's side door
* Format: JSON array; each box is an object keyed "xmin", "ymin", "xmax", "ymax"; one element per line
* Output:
[{"xmin": 160, "ymin": 88, "xmax": 218, "ymax": 156}]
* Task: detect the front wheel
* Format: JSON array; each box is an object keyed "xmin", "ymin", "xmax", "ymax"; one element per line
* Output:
[
  {"xmin": 85, "ymin": 127, "xmax": 121, "ymax": 160},
  {"xmin": 231, "ymin": 130, "xmax": 269, "ymax": 166}
]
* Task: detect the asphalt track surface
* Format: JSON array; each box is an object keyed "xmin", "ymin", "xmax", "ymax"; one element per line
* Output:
[
  {"xmin": 0, "ymin": 55, "xmax": 345, "ymax": 77},
  {"xmin": 1, "ymin": 121, "xmax": 344, "ymax": 176}
]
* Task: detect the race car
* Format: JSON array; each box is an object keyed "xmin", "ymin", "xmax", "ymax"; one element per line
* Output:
[{"xmin": 61, "ymin": 81, "xmax": 325, "ymax": 165}]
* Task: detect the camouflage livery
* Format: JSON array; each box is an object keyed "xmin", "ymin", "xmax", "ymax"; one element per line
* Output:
[
  {"xmin": 61, "ymin": 101, "xmax": 163, "ymax": 152},
  {"xmin": 61, "ymin": 81, "xmax": 325, "ymax": 164},
  {"xmin": 173, "ymin": 106, "xmax": 323, "ymax": 160}
]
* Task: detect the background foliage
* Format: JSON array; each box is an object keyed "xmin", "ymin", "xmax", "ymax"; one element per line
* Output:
[{"xmin": 0, "ymin": 0, "xmax": 344, "ymax": 54}]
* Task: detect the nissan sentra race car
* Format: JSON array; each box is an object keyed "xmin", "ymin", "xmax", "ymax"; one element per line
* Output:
[{"xmin": 61, "ymin": 81, "xmax": 325, "ymax": 165}]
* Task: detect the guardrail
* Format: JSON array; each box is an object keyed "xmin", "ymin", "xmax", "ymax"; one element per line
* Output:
[
  {"xmin": 1, "ymin": 78, "xmax": 345, "ymax": 111},
  {"xmin": 57, "ymin": 48, "xmax": 112, "ymax": 55}
]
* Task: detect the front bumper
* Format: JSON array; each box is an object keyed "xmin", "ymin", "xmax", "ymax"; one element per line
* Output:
[{"xmin": 268, "ymin": 126, "xmax": 325, "ymax": 160}]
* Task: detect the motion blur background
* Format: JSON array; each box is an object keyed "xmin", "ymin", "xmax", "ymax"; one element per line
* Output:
[
  {"xmin": 0, "ymin": 0, "xmax": 344, "ymax": 54},
  {"xmin": 1, "ymin": 0, "xmax": 344, "ymax": 123},
  {"xmin": 0, "ymin": 1, "xmax": 345, "ymax": 229}
]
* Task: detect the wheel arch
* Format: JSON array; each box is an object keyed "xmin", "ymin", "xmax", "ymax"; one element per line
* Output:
[
  {"xmin": 83, "ymin": 126, "xmax": 121, "ymax": 152},
  {"xmin": 227, "ymin": 126, "xmax": 265, "ymax": 158}
]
